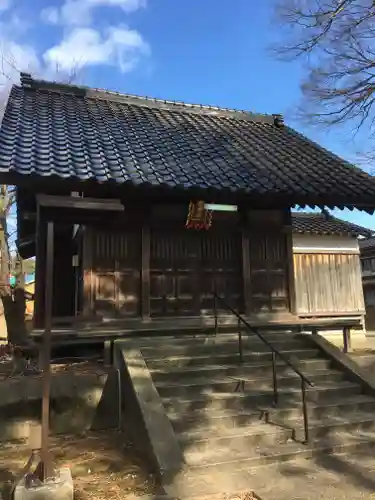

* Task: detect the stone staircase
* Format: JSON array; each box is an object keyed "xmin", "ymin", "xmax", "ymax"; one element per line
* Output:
[{"xmin": 123, "ymin": 331, "xmax": 375, "ymax": 498}]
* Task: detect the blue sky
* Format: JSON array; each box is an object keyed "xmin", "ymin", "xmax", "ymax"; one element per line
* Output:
[{"xmin": 1, "ymin": 0, "xmax": 374, "ymax": 229}]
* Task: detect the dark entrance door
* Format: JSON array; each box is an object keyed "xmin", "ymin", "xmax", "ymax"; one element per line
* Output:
[
  {"xmin": 249, "ymin": 232, "xmax": 290, "ymax": 314},
  {"xmin": 150, "ymin": 229, "xmax": 242, "ymax": 317}
]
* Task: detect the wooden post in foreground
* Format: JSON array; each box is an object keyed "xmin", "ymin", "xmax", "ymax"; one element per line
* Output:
[{"xmin": 40, "ymin": 220, "xmax": 54, "ymax": 480}]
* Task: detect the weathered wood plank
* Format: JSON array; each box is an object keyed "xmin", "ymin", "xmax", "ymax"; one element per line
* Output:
[
  {"xmin": 37, "ymin": 194, "xmax": 124, "ymax": 212},
  {"xmin": 293, "ymin": 252, "xmax": 365, "ymax": 314}
]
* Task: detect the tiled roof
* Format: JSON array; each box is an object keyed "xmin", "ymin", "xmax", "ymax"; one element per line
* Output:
[
  {"xmin": 292, "ymin": 212, "xmax": 374, "ymax": 237},
  {"xmin": 1, "ymin": 73, "xmax": 375, "ymax": 208},
  {"xmin": 360, "ymin": 237, "xmax": 375, "ymax": 250}
]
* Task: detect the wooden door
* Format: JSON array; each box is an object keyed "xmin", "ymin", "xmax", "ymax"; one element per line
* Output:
[
  {"xmin": 199, "ymin": 231, "xmax": 243, "ymax": 313},
  {"xmin": 150, "ymin": 229, "xmax": 242, "ymax": 317},
  {"xmin": 91, "ymin": 229, "xmax": 141, "ymax": 318},
  {"xmin": 150, "ymin": 230, "xmax": 196, "ymax": 316},
  {"xmin": 249, "ymin": 232, "xmax": 289, "ymax": 314}
]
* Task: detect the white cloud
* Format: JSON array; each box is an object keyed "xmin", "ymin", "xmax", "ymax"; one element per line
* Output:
[
  {"xmin": 40, "ymin": 7, "xmax": 60, "ymax": 25},
  {"xmin": 0, "ymin": 0, "xmax": 11, "ymax": 12},
  {"xmin": 0, "ymin": 0, "xmax": 149, "ymax": 109},
  {"xmin": 0, "ymin": 38, "xmax": 40, "ymax": 108},
  {"xmin": 43, "ymin": 25, "xmax": 149, "ymax": 73},
  {"xmin": 41, "ymin": 0, "xmax": 146, "ymax": 26}
]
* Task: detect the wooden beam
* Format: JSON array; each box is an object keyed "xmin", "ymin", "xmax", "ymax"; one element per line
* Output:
[
  {"xmin": 34, "ymin": 206, "xmax": 46, "ymax": 328},
  {"xmin": 141, "ymin": 225, "xmax": 151, "ymax": 320},
  {"xmin": 37, "ymin": 194, "xmax": 124, "ymax": 212},
  {"xmin": 40, "ymin": 220, "xmax": 54, "ymax": 480}
]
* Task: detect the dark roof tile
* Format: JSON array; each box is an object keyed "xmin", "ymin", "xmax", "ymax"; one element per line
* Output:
[
  {"xmin": 1, "ymin": 75, "xmax": 375, "ymax": 208},
  {"xmin": 292, "ymin": 212, "xmax": 374, "ymax": 237}
]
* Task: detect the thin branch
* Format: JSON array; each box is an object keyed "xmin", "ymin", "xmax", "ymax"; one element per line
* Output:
[{"xmin": 273, "ymin": 0, "xmax": 375, "ymax": 144}]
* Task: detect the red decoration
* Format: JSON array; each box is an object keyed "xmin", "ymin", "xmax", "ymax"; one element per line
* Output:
[{"xmin": 185, "ymin": 201, "xmax": 213, "ymax": 230}]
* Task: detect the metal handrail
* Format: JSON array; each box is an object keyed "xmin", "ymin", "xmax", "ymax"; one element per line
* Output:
[{"xmin": 213, "ymin": 292, "xmax": 314, "ymax": 444}]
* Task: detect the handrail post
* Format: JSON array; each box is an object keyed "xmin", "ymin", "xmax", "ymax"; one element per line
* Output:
[
  {"xmin": 238, "ymin": 317, "xmax": 243, "ymax": 364},
  {"xmin": 301, "ymin": 378, "xmax": 309, "ymax": 444},
  {"xmin": 271, "ymin": 351, "xmax": 278, "ymax": 406}
]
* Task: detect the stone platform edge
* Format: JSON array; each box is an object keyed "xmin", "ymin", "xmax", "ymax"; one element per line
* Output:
[
  {"xmin": 305, "ymin": 333, "xmax": 375, "ymax": 396},
  {"xmin": 114, "ymin": 340, "xmax": 185, "ymax": 479}
]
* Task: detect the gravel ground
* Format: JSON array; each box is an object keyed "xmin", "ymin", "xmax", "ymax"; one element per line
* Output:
[
  {"xmin": 245, "ymin": 449, "xmax": 375, "ymax": 500},
  {"xmin": 0, "ymin": 360, "xmax": 162, "ymax": 500},
  {"xmin": 0, "ymin": 430, "xmax": 162, "ymax": 500}
]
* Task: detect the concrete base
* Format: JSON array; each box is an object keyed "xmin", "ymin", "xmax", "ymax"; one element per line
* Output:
[{"xmin": 14, "ymin": 467, "xmax": 73, "ymax": 500}]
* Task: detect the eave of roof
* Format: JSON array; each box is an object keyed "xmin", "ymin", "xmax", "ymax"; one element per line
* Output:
[
  {"xmin": 291, "ymin": 212, "xmax": 375, "ymax": 238},
  {"xmin": 1, "ymin": 73, "xmax": 375, "ymax": 211}
]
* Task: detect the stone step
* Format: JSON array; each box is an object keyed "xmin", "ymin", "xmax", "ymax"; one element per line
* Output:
[
  {"xmin": 184, "ymin": 428, "xmax": 375, "ymax": 469},
  {"xmin": 178, "ymin": 412, "xmax": 375, "ymax": 453},
  {"xmin": 168, "ymin": 394, "xmax": 375, "ymax": 434},
  {"xmin": 244, "ymin": 449, "xmax": 375, "ymax": 500},
  {"xmin": 155, "ymin": 369, "xmax": 344, "ymax": 398},
  {"xmin": 290, "ymin": 412, "xmax": 375, "ymax": 442},
  {"xmin": 179, "ymin": 420, "xmax": 293, "ymax": 452},
  {"xmin": 145, "ymin": 348, "xmax": 321, "ymax": 368},
  {"xmin": 162, "ymin": 381, "xmax": 362, "ymax": 413},
  {"xmin": 160, "ymin": 445, "xmax": 375, "ymax": 498},
  {"xmin": 150, "ymin": 358, "xmax": 333, "ymax": 383},
  {"xmin": 140, "ymin": 337, "xmax": 308, "ymax": 357}
]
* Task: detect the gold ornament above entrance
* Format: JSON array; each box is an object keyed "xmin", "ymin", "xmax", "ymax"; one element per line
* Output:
[{"xmin": 185, "ymin": 201, "xmax": 213, "ymax": 230}]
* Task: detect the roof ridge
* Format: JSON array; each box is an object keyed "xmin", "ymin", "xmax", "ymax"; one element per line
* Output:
[{"xmin": 19, "ymin": 72, "xmax": 284, "ymax": 125}]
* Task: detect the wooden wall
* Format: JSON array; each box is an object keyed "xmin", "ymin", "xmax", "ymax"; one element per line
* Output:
[
  {"xmin": 33, "ymin": 199, "xmax": 367, "ymax": 326},
  {"xmin": 245, "ymin": 209, "xmax": 292, "ymax": 315},
  {"xmin": 84, "ymin": 229, "xmax": 142, "ymax": 318},
  {"xmin": 150, "ymin": 229, "xmax": 242, "ymax": 316},
  {"xmin": 80, "ymin": 204, "xmax": 294, "ymax": 321},
  {"xmin": 293, "ymin": 234, "xmax": 364, "ymax": 316}
]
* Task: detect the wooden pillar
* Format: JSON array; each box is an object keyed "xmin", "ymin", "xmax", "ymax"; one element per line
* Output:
[
  {"xmin": 285, "ymin": 209, "xmax": 297, "ymax": 315},
  {"xmin": 141, "ymin": 224, "xmax": 150, "ymax": 320},
  {"xmin": 82, "ymin": 227, "xmax": 94, "ymax": 318},
  {"xmin": 191, "ymin": 232, "xmax": 201, "ymax": 316},
  {"xmin": 34, "ymin": 206, "xmax": 47, "ymax": 328},
  {"xmin": 40, "ymin": 220, "xmax": 54, "ymax": 480},
  {"xmin": 241, "ymin": 228, "xmax": 251, "ymax": 316}
]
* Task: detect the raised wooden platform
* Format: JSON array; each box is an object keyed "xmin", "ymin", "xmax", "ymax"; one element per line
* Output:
[{"xmin": 29, "ymin": 314, "xmax": 363, "ymax": 348}]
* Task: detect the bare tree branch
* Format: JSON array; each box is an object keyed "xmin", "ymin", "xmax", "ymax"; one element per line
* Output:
[{"xmin": 273, "ymin": 0, "xmax": 375, "ymax": 145}]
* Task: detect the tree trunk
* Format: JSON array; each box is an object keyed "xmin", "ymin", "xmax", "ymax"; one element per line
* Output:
[
  {"xmin": 0, "ymin": 213, "xmax": 11, "ymax": 344},
  {"xmin": 0, "ymin": 215, "xmax": 32, "ymax": 349}
]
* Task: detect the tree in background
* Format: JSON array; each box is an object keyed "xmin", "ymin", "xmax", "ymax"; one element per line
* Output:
[
  {"xmin": 274, "ymin": 0, "xmax": 375, "ymax": 141},
  {"xmin": 0, "ymin": 53, "xmax": 81, "ymax": 348}
]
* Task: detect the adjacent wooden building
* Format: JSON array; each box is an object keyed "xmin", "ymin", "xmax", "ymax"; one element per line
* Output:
[
  {"xmin": 359, "ymin": 237, "xmax": 375, "ymax": 331},
  {"xmin": 1, "ymin": 73, "xmax": 375, "ymax": 338},
  {"xmin": 291, "ymin": 213, "xmax": 372, "ymax": 332}
]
